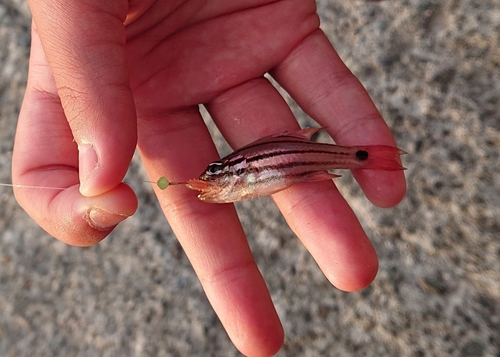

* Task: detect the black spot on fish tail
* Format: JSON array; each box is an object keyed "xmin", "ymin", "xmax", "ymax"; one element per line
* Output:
[{"xmin": 356, "ymin": 150, "xmax": 369, "ymax": 161}]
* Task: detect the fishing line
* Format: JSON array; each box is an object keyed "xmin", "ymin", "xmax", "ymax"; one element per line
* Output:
[
  {"xmin": 0, "ymin": 177, "xmax": 186, "ymax": 191},
  {"xmin": 0, "ymin": 183, "xmax": 67, "ymax": 190}
]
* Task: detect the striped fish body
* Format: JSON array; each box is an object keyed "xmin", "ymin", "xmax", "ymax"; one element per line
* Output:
[{"xmin": 186, "ymin": 128, "xmax": 405, "ymax": 203}]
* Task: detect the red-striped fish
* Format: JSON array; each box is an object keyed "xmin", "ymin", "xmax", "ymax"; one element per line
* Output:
[{"xmin": 182, "ymin": 128, "xmax": 406, "ymax": 203}]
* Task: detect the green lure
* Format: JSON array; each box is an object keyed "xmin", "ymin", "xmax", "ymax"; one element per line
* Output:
[{"xmin": 156, "ymin": 176, "xmax": 170, "ymax": 190}]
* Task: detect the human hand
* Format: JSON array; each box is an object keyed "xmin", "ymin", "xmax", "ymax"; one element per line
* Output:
[{"xmin": 14, "ymin": 1, "xmax": 406, "ymax": 355}]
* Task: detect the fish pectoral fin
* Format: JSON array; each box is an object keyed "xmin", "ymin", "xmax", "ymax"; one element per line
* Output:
[{"xmin": 302, "ymin": 171, "xmax": 341, "ymax": 183}]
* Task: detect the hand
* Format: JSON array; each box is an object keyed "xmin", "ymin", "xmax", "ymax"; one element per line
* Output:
[{"xmin": 14, "ymin": 1, "xmax": 406, "ymax": 355}]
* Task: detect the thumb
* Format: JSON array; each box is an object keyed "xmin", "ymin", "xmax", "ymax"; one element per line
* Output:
[{"xmin": 28, "ymin": 0, "xmax": 136, "ymax": 196}]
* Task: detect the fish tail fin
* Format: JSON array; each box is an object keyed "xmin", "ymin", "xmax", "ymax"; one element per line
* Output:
[{"xmin": 354, "ymin": 146, "xmax": 406, "ymax": 170}]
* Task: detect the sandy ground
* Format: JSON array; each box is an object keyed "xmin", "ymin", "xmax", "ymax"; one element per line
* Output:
[{"xmin": 1, "ymin": 0, "xmax": 499, "ymax": 356}]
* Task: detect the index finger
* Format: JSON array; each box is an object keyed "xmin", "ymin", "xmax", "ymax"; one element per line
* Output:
[{"xmin": 272, "ymin": 30, "xmax": 406, "ymax": 207}]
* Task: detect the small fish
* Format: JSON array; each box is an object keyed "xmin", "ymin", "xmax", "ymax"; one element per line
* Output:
[{"xmin": 179, "ymin": 128, "xmax": 406, "ymax": 203}]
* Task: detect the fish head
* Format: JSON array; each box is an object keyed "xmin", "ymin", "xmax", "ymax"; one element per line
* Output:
[{"xmin": 185, "ymin": 158, "xmax": 247, "ymax": 203}]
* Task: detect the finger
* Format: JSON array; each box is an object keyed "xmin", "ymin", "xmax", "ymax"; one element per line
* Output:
[
  {"xmin": 206, "ymin": 77, "xmax": 378, "ymax": 291},
  {"xmin": 28, "ymin": 0, "xmax": 137, "ymax": 196},
  {"xmin": 272, "ymin": 30, "xmax": 406, "ymax": 207},
  {"xmin": 12, "ymin": 23, "xmax": 137, "ymax": 246},
  {"xmin": 137, "ymin": 110, "xmax": 283, "ymax": 357}
]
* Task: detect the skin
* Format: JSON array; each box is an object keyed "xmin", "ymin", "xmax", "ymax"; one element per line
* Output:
[{"xmin": 14, "ymin": 1, "xmax": 406, "ymax": 356}]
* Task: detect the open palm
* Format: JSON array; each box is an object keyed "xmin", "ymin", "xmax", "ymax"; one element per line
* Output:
[{"xmin": 15, "ymin": 1, "xmax": 405, "ymax": 355}]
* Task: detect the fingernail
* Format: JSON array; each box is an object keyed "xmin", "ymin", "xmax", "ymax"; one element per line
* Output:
[
  {"xmin": 79, "ymin": 144, "xmax": 98, "ymax": 196},
  {"xmin": 86, "ymin": 208, "xmax": 128, "ymax": 230}
]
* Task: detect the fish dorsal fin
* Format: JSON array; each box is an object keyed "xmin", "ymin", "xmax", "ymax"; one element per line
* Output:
[
  {"xmin": 282, "ymin": 127, "xmax": 324, "ymax": 141},
  {"xmin": 242, "ymin": 127, "xmax": 325, "ymax": 147}
]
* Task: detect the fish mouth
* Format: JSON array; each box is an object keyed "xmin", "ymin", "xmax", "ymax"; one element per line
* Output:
[
  {"xmin": 184, "ymin": 179, "xmax": 227, "ymax": 203},
  {"xmin": 185, "ymin": 179, "xmax": 212, "ymax": 192}
]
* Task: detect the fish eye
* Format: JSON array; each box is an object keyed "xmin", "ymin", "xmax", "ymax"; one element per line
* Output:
[{"xmin": 206, "ymin": 162, "xmax": 223, "ymax": 175}]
